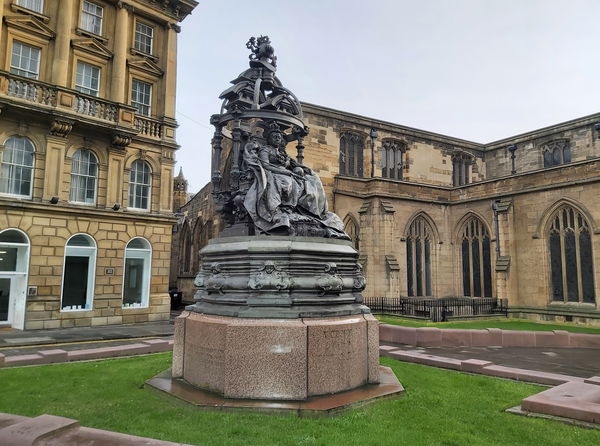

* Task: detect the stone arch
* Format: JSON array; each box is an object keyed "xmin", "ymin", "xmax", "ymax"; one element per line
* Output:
[
  {"xmin": 535, "ymin": 197, "xmax": 598, "ymax": 239},
  {"xmin": 455, "ymin": 212, "xmax": 494, "ymax": 298},
  {"xmin": 543, "ymin": 201, "xmax": 596, "ymax": 304},
  {"xmin": 191, "ymin": 217, "xmax": 204, "ymax": 273},
  {"xmin": 179, "ymin": 220, "xmax": 193, "ymax": 274},
  {"xmin": 343, "ymin": 213, "xmax": 360, "ymax": 250},
  {"xmin": 404, "ymin": 211, "xmax": 439, "ymax": 297},
  {"xmin": 65, "ymin": 144, "xmax": 108, "ymax": 166},
  {"xmin": 124, "ymin": 152, "xmax": 160, "ymax": 174},
  {"xmin": 404, "ymin": 210, "xmax": 440, "ymax": 244},
  {"xmin": 453, "ymin": 210, "xmax": 493, "ymax": 244}
]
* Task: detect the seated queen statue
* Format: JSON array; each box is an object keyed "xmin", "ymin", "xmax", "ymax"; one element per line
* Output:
[{"xmin": 242, "ymin": 124, "xmax": 348, "ymax": 239}]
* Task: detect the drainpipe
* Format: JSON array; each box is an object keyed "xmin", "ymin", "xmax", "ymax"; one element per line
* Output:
[{"xmin": 492, "ymin": 200, "xmax": 501, "ymax": 258}]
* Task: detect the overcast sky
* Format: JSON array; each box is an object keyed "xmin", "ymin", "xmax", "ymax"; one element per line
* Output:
[{"xmin": 174, "ymin": 0, "xmax": 600, "ymax": 192}]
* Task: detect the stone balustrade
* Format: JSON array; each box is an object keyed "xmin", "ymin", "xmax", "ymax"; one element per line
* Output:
[
  {"xmin": 135, "ymin": 115, "xmax": 164, "ymax": 139},
  {"xmin": 0, "ymin": 70, "xmax": 138, "ymax": 130}
]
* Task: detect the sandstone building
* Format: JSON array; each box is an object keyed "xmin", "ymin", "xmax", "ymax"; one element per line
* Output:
[
  {"xmin": 173, "ymin": 102, "xmax": 600, "ymax": 326},
  {"xmin": 0, "ymin": 0, "xmax": 197, "ymax": 329}
]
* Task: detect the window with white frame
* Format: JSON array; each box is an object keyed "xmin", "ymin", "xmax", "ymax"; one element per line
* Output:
[
  {"xmin": 10, "ymin": 41, "xmax": 40, "ymax": 79},
  {"xmin": 80, "ymin": 0, "xmax": 103, "ymax": 35},
  {"xmin": 129, "ymin": 160, "xmax": 151, "ymax": 210},
  {"xmin": 61, "ymin": 234, "xmax": 96, "ymax": 311},
  {"xmin": 0, "ymin": 229, "xmax": 30, "ymax": 326},
  {"xmin": 70, "ymin": 149, "xmax": 98, "ymax": 204},
  {"xmin": 16, "ymin": 0, "xmax": 43, "ymax": 13},
  {"xmin": 131, "ymin": 79, "xmax": 152, "ymax": 116},
  {"xmin": 123, "ymin": 238, "xmax": 151, "ymax": 308},
  {"xmin": 0, "ymin": 137, "xmax": 35, "ymax": 198},
  {"xmin": 135, "ymin": 22, "xmax": 154, "ymax": 54},
  {"xmin": 75, "ymin": 61, "xmax": 100, "ymax": 96}
]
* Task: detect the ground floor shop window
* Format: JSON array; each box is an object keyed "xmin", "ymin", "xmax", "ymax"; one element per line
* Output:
[
  {"xmin": 123, "ymin": 238, "xmax": 151, "ymax": 308},
  {"xmin": 61, "ymin": 234, "xmax": 96, "ymax": 311}
]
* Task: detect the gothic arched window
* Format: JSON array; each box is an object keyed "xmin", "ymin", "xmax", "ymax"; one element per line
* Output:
[
  {"xmin": 406, "ymin": 216, "xmax": 434, "ymax": 297},
  {"xmin": 460, "ymin": 217, "xmax": 493, "ymax": 297},
  {"xmin": 548, "ymin": 206, "xmax": 595, "ymax": 303},
  {"xmin": 180, "ymin": 223, "xmax": 192, "ymax": 274},
  {"xmin": 339, "ymin": 133, "xmax": 364, "ymax": 178},
  {"xmin": 343, "ymin": 215, "xmax": 360, "ymax": 251},
  {"xmin": 381, "ymin": 140, "xmax": 405, "ymax": 180},
  {"xmin": 543, "ymin": 140, "xmax": 571, "ymax": 168}
]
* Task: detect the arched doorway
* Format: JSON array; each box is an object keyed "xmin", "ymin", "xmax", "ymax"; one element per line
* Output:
[{"xmin": 0, "ymin": 228, "xmax": 30, "ymax": 329}]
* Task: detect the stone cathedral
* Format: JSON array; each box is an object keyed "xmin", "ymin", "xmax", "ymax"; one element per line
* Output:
[{"xmin": 172, "ymin": 98, "xmax": 600, "ymax": 327}]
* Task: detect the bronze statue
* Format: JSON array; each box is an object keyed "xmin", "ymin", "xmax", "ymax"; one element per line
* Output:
[{"xmin": 243, "ymin": 123, "xmax": 347, "ymax": 238}]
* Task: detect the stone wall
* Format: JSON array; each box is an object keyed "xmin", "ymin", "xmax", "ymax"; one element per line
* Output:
[
  {"xmin": 484, "ymin": 113, "xmax": 600, "ymax": 178},
  {"xmin": 0, "ymin": 209, "xmax": 172, "ymax": 329},
  {"xmin": 172, "ymin": 103, "xmax": 600, "ymax": 323}
]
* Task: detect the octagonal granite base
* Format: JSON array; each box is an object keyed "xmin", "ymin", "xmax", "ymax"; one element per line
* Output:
[
  {"xmin": 146, "ymin": 366, "xmax": 403, "ymax": 416},
  {"xmin": 171, "ymin": 312, "xmax": 381, "ymax": 400}
]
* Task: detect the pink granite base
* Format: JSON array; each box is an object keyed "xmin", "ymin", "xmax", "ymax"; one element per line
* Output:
[
  {"xmin": 175, "ymin": 312, "xmax": 379, "ymax": 400},
  {"xmin": 521, "ymin": 378, "xmax": 600, "ymax": 424},
  {"xmin": 147, "ymin": 365, "xmax": 403, "ymax": 415},
  {"xmin": 0, "ymin": 413, "xmax": 193, "ymax": 445}
]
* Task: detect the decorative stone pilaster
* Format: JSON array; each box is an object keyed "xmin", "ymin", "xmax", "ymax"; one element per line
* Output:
[
  {"xmin": 111, "ymin": 3, "xmax": 130, "ymax": 103},
  {"xmin": 52, "ymin": 0, "xmax": 74, "ymax": 86}
]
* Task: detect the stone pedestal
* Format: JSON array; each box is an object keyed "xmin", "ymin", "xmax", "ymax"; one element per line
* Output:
[
  {"xmin": 173, "ymin": 311, "xmax": 379, "ymax": 399},
  {"xmin": 167, "ymin": 236, "xmax": 389, "ymax": 405}
]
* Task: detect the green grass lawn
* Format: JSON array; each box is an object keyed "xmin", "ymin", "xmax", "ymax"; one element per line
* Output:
[
  {"xmin": 1, "ymin": 353, "xmax": 599, "ymax": 445},
  {"xmin": 376, "ymin": 315, "xmax": 600, "ymax": 334}
]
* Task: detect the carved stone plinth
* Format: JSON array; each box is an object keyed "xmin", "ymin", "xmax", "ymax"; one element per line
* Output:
[
  {"xmin": 173, "ymin": 311, "xmax": 380, "ymax": 400},
  {"xmin": 171, "ymin": 236, "xmax": 381, "ymax": 401},
  {"xmin": 189, "ymin": 236, "xmax": 368, "ymax": 319}
]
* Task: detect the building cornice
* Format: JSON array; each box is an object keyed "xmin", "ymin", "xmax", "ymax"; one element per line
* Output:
[
  {"xmin": 302, "ymin": 102, "xmax": 484, "ymax": 151},
  {"xmin": 302, "ymin": 102, "xmax": 600, "ymax": 154},
  {"xmin": 0, "ymin": 199, "xmax": 177, "ymax": 224}
]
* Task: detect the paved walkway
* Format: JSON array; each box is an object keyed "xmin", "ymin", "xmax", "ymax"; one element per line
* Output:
[
  {"xmin": 393, "ymin": 344, "xmax": 600, "ymax": 378},
  {"xmin": 0, "ymin": 311, "xmax": 178, "ymax": 354},
  {"xmin": 1, "ymin": 317, "xmax": 598, "ymax": 379}
]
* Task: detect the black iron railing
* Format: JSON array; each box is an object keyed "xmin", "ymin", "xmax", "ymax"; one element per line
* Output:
[{"xmin": 364, "ymin": 297, "xmax": 508, "ymax": 322}]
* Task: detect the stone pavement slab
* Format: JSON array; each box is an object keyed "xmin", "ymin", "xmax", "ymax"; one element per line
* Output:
[
  {"xmin": 0, "ymin": 317, "xmax": 176, "ymax": 348},
  {"xmin": 393, "ymin": 345, "xmax": 600, "ymax": 378}
]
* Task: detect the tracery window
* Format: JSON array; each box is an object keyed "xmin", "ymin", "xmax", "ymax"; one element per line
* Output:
[
  {"xmin": 343, "ymin": 216, "xmax": 360, "ymax": 251},
  {"xmin": 406, "ymin": 216, "xmax": 434, "ymax": 297},
  {"xmin": 179, "ymin": 223, "xmax": 192, "ymax": 274},
  {"xmin": 70, "ymin": 149, "xmax": 98, "ymax": 204},
  {"xmin": 460, "ymin": 217, "xmax": 493, "ymax": 297},
  {"xmin": 452, "ymin": 153, "xmax": 471, "ymax": 186},
  {"xmin": 339, "ymin": 133, "xmax": 364, "ymax": 177},
  {"xmin": 542, "ymin": 140, "xmax": 571, "ymax": 168},
  {"xmin": 0, "ymin": 136, "xmax": 35, "ymax": 198},
  {"xmin": 548, "ymin": 206, "xmax": 595, "ymax": 303},
  {"xmin": 381, "ymin": 140, "xmax": 405, "ymax": 180}
]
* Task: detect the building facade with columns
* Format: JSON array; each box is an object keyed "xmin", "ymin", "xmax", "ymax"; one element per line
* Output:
[
  {"xmin": 173, "ymin": 102, "xmax": 600, "ymax": 326},
  {"xmin": 0, "ymin": 0, "xmax": 197, "ymax": 329}
]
